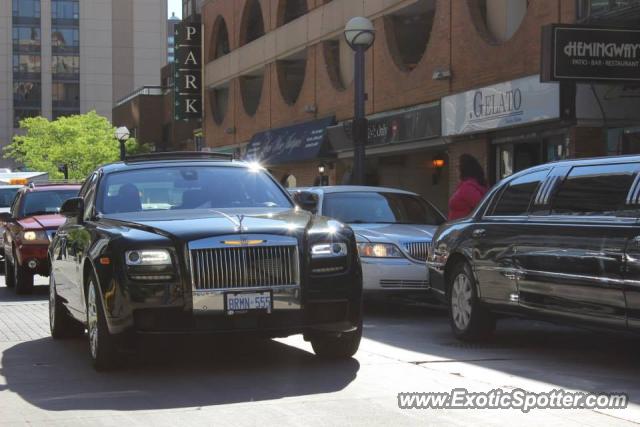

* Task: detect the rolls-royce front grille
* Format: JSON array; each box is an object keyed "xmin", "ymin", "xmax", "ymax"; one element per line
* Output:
[
  {"xmin": 403, "ymin": 241, "xmax": 432, "ymax": 261},
  {"xmin": 190, "ymin": 246, "xmax": 299, "ymax": 290}
]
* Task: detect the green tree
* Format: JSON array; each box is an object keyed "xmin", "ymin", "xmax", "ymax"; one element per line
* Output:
[{"xmin": 4, "ymin": 111, "xmax": 154, "ymax": 180}]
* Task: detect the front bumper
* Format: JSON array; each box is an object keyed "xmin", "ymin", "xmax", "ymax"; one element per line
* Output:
[
  {"xmin": 16, "ymin": 244, "xmax": 50, "ymax": 275},
  {"xmin": 361, "ymin": 257, "xmax": 429, "ymax": 292}
]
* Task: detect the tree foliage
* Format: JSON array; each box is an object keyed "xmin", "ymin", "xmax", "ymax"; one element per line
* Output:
[{"xmin": 4, "ymin": 111, "xmax": 154, "ymax": 180}]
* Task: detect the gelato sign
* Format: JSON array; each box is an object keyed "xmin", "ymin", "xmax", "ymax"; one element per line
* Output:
[
  {"xmin": 442, "ymin": 75, "xmax": 560, "ymax": 137},
  {"xmin": 542, "ymin": 24, "xmax": 640, "ymax": 83}
]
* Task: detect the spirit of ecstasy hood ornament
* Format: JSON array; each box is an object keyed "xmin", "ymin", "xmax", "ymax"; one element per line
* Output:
[{"xmin": 236, "ymin": 214, "xmax": 247, "ymax": 233}]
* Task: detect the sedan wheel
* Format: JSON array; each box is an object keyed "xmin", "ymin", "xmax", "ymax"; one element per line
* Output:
[
  {"xmin": 50, "ymin": 273, "xmax": 84, "ymax": 339},
  {"xmin": 448, "ymin": 262, "xmax": 495, "ymax": 342},
  {"xmin": 451, "ymin": 273, "xmax": 472, "ymax": 331},
  {"xmin": 86, "ymin": 276, "xmax": 121, "ymax": 370},
  {"xmin": 13, "ymin": 252, "xmax": 33, "ymax": 295}
]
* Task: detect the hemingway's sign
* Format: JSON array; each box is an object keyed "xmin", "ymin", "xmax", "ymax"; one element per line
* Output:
[
  {"xmin": 174, "ymin": 16, "xmax": 202, "ymax": 121},
  {"xmin": 542, "ymin": 24, "xmax": 640, "ymax": 83}
]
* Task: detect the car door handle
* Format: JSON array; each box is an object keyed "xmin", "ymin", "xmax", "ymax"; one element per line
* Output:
[
  {"xmin": 472, "ymin": 229, "xmax": 486, "ymax": 238},
  {"xmin": 503, "ymin": 272, "xmax": 524, "ymax": 280}
]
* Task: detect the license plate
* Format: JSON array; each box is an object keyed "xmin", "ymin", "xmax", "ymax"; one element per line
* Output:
[{"xmin": 225, "ymin": 291, "xmax": 272, "ymax": 314}]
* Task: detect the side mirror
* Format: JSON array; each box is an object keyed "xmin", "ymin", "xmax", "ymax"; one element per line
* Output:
[
  {"xmin": 60, "ymin": 197, "xmax": 84, "ymax": 220},
  {"xmin": 293, "ymin": 191, "xmax": 319, "ymax": 214},
  {"xmin": 0, "ymin": 212, "xmax": 12, "ymax": 223}
]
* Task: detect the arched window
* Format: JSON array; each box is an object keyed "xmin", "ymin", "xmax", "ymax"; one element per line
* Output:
[
  {"xmin": 323, "ymin": 38, "xmax": 354, "ymax": 91},
  {"xmin": 208, "ymin": 16, "xmax": 230, "ymax": 62},
  {"xmin": 473, "ymin": 0, "xmax": 528, "ymax": 43},
  {"xmin": 277, "ymin": 49, "xmax": 307, "ymax": 105},
  {"xmin": 240, "ymin": 68, "xmax": 265, "ymax": 116},
  {"xmin": 384, "ymin": 0, "xmax": 436, "ymax": 72},
  {"xmin": 209, "ymin": 83, "xmax": 229, "ymax": 125},
  {"xmin": 277, "ymin": 0, "xmax": 308, "ymax": 26},
  {"xmin": 240, "ymin": 0, "xmax": 265, "ymax": 46}
]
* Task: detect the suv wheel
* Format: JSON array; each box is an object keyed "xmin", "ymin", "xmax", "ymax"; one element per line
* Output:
[
  {"xmin": 448, "ymin": 261, "xmax": 495, "ymax": 342},
  {"xmin": 50, "ymin": 274, "xmax": 84, "ymax": 339},
  {"xmin": 86, "ymin": 274, "xmax": 122, "ymax": 370},
  {"xmin": 14, "ymin": 251, "xmax": 33, "ymax": 295},
  {"xmin": 310, "ymin": 320, "xmax": 362, "ymax": 359},
  {"xmin": 4, "ymin": 255, "xmax": 14, "ymax": 288}
]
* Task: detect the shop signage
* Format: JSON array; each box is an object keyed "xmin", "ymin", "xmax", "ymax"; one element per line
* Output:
[
  {"xmin": 542, "ymin": 24, "xmax": 640, "ymax": 83},
  {"xmin": 442, "ymin": 75, "xmax": 560, "ymax": 137},
  {"xmin": 174, "ymin": 16, "xmax": 202, "ymax": 121},
  {"xmin": 328, "ymin": 103, "xmax": 441, "ymax": 151}
]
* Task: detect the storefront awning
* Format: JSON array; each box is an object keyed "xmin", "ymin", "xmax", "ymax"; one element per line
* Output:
[{"xmin": 245, "ymin": 117, "xmax": 335, "ymax": 165}]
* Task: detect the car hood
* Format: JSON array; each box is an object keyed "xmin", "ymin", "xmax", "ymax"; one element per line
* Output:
[
  {"xmin": 101, "ymin": 208, "xmax": 336, "ymax": 242},
  {"xmin": 349, "ymin": 223, "xmax": 437, "ymax": 244},
  {"xmin": 19, "ymin": 214, "xmax": 66, "ymax": 230}
]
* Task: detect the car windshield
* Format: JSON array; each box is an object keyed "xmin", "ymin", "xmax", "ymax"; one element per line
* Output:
[
  {"xmin": 322, "ymin": 192, "xmax": 445, "ymax": 225},
  {"xmin": 21, "ymin": 189, "xmax": 79, "ymax": 217},
  {"xmin": 98, "ymin": 165, "xmax": 293, "ymax": 215},
  {"xmin": 0, "ymin": 187, "xmax": 19, "ymax": 208}
]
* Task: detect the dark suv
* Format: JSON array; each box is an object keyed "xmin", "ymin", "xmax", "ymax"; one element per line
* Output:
[{"xmin": 428, "ymin": 155, "xmax": 640, "ymax": 341}]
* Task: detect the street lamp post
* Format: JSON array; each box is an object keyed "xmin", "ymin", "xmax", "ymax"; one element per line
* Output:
[
  {"xmin": 115, "ymin": 126, "xmax": 130, "ymax": 161},
  {"xmin": 344, "ymin": 17, "xmax": 375, "ymax": 185}
]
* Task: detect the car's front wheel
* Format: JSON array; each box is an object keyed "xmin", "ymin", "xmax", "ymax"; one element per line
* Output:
[
  {"xmin": 49, "ymin": 274, "xmax": 84, "ymax": 339},
  {"xmin": 310, "ymin": 321, "xmax": 362, "ymax": 359},
  {"xmin": 86, "ymin": 274, "xmax": 122, "ymax": 370},
  {"xmin": 448, "ymin": 261, "xmax": 495, "ymax": 342},
  {"xmin": 13, "ymin": 251, "xmax": 33, "ymax": 295}
]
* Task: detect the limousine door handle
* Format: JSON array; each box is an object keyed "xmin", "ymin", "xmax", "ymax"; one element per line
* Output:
[{"xmin": 472, "ymin": 229, "xmax": 486, "ymax": 238}]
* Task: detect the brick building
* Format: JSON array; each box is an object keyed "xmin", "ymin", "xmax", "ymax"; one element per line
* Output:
[{"xmin": 201, "ymin": 0, "xmax": 640, "ymax": 213}]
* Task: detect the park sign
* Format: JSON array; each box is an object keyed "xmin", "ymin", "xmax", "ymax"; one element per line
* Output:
[
  {"xmin": 542, "ymin": 24, "xmax": 640, "ymax": 83},
  {"xmin": 174, "ymin": 15, "xmax": 202, "ymax": 121}
]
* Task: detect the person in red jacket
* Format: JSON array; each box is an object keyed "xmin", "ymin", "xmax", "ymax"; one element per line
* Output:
[{"xmin": 448, "ymin": 154, "xmax": 488, "ymax": 221}]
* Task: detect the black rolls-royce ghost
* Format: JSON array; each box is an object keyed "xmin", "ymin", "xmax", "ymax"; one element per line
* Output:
[
  {"xmin": 428, "ymin": 155, "xmax": 640, "ymax": 341},
  {"xmin": 48, "ymin": 153, "xmax": 362, "ymax": 370}
]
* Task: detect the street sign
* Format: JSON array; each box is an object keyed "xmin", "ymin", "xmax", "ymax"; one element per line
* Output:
[
  {"xmin": 542, "ymin": 24, "xmax": 640, "ymax": 83},
  {"xmin": 174, "ymin": 16, "xmax": 202, "ymax": 121}
]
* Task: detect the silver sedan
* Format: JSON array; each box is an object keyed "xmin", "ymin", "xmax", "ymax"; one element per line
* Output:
[{"xmin": 291, "ymin": 186, "xmax": 445, "ymax": 298}]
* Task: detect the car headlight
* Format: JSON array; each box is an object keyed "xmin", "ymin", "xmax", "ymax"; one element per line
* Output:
[
  {"xmin": 311, "ymin": 243, "xmax": 347, "ymax": 258},
  {"xmin": 125, "ymin": 249, "xmax": 172, "ymax": 266},
  {"xmin": 357, "ymin": 243, "xmax": 404, "ymax": 258},
  {"xmin": 22, "ymin": 230, "xmax": 47, "ymax": 241}
]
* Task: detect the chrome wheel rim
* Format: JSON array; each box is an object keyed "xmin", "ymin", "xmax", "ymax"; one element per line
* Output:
[
  {"xmin": 87, "ymin": 282, "xmax": 98, "ymax": 359},
  {"xmin": 49, "ymin": 275, "xmax": 55, "ymax": 332},
  {"xmin": 451, "ymin": 273, "xmax": 473, "ymax": 331}
]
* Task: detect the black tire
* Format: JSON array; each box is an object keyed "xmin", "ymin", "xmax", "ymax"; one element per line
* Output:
[
  {"xmin": 4, "ymin": 256, "xmax": 14, "ymax": 288},
  {"xmin": 14, "ymin": 252, "xmax": 33, "ymax": 295},
  {"xmin": 310, "ymin": 320, "xmax": 362, "ymax": 360},
  {"xmin": 86, "ymin": 273, "xmax": 122, "ymax": 371},
  {"xmin": 49, "ymin": 273, "xmax": 84, "ymax": 339},
  {"xmin": 448, "ymin": 261, "xmax": 495, "ymax": 342}
]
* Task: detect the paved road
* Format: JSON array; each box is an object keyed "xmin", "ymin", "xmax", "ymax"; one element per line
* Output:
[{"xmin": 1, "ymin": 277, "xmax": 640, "ymax": 426}]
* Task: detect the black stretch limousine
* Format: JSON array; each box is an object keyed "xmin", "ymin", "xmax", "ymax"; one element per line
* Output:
[
  {"xmin": 428, "ymin": 155, "xmax": 640, "ymax": 341},
  {"xmin": 48, "ymin": 153, "xmax": 363, "ymax": 370}
]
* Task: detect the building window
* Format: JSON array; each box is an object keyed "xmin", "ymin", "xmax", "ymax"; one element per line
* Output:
[
  {"xmin": 52, "ymin": 82, "xmax": 80, "ymax": 108},
  {"xmin": 277, "ymin": 49, "xmax": 307, "ymax": 105},
  {"xmin": 384, "ymin": 0, "xmax": 436, "ymax": 72},
  {"xmin": 12, "ymin": 26, "xmax": 41, "ymax": 52},
  {"xmin": 52, "ymin": 28, "xmax": 79, "ymax": 52},
  {"xmin": 12, "ymin": 0, "xmax": 41, "ymax": 18},
  {"xmin": 240, "ymin": 68, "xmax": 265, "ymax": 116},
  {"xmin": 323, "ymin": 38, "xmax": 354, "ymax": 91},
  {"xmin": 52, "ymin": 0, "xmax": 79, "ymax": 20},
  {"xmin": 13, "ymin": 54, "xmax": 41, "ymax": 74},
  {"xmin": 240, "ymin": 0, "xmax": 265, "ymax": 46},
  {"xmin": 52, "ymin": 55, "xmax": 80, "ymax": 77},
  {"xmin": 209, "ymin": 83, "xmax": 229, "ymax": 125},
  {"xmin": 278, "ymin": 0, "xmax": 308, "ymax": 26},
  {"xmin": 577, "ymin": 0, "xmax": 640, "ymax": 23},
  {"xmin": 13, "ymin": 81, "xmax": 41, "ymax": 107},
  {"xmin": 14, "ymin": 109, "xmax": 40, "ymax": 128},
  {"xmin": 473, "ymin": 0, "xmax": 528, "ymax": 43},
  {"xmin": 209, "ymin": 16, "xmax": 230, "ymax": 62}
]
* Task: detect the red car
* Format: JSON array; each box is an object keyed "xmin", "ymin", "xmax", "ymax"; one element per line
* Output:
[{"xmin": 2, "ymin": 183, "xmax": 81, "ymax": 294}]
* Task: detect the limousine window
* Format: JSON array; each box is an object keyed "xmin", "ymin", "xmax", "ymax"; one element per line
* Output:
[
  {"xmin": 489, "ymin": 170, "xmax": 548, "ymax": 216},
  {"xmin": 551, "ymin": 163, "xmax": 638, "ymax": 216}
]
